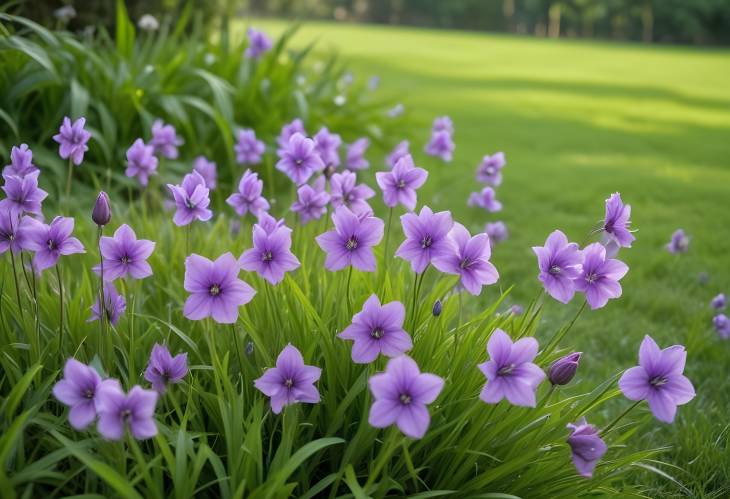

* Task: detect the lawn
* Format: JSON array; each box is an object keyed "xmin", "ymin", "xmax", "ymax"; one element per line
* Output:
[{"xmin": 254, "ymin": 20, "xmax": 730, "ymax": 496}]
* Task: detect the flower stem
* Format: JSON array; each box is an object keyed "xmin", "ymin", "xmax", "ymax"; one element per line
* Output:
[
  {"xmin": 9, "ymin": 250, "xmax": 24, "ymax": 322},
  {"xmin": 383, "ymin": 207, "xmax": 393, "ymax": 269},
  {"xmin": 364, "ymin": 429, "xmax": 402, "ymax": 490},
  {"xmin": 231, "ymin": 323, "xmax": 243, "ymax": 373},
  {"xmin": 345, "ymin": 265, "xmax": 353, "ymax": 317},
  {"xmin": 601, "ymin": 400, "xmax": 642, "ymax": 436},
  {"xmin": 97, "ymin": 226, "xmax": 105, "ymax": 358},
  {"xmin": 65, "ymin": 158, "xmax": 73, "ymax": 198},
  {"xmin": 55, "ymin": 263, "xmax": 64, "ymax": 354}
]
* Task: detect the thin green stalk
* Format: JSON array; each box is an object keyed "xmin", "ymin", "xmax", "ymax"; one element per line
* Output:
[
  {"xmin": 231, "ymin": 323, "xmax": 243, "ymax": 373},
  {"xmin": 97, "ymin": 226, "xmax": 105, "ymax": 360},
  {"xmin": 55, "ymin": 263, "xmax": 64, "ymax": 354},
  {"xmin": 345, "ymin": 265, "xmax": 353, "ymax": 317},
  {"xmin": 601, "ymin": 400, "xmax": 642, "ymax": 436},
  {"xmin": 9, "ymin": 250, "xmax": 24, "ymax": 322},
  {"xmin": 364, "ymin": 429, "xmax": 402, "ymax": 490},
  {"xmin": 65, "ymin": 158, "xmax": 73, "ymax": 198},
  {"xmin": 382, "ymin": 207, "xmax": 393, "ymax": 270},
  {"xmin": 185, "ymin": 224, "xmax": 191, "ymax": 255},
  {"xmin": 454, "ymin": 290, "xmax": 463, "ymax": 357}
]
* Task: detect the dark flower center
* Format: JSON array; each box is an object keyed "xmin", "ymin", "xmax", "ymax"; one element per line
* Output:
[
  {"xmin": 7, "ymin": 233, "xmax": 14, "ymax": 241},
  {"xmin": 397, "ymin": 179, "xmax": 406, "ymax": 188},
  {"xmin": 459, "ymin": 258, "xmax": 472, "ymax": 269},
  {"xmin": 371, "ymin": 327, "xmax": 384, "ymax": 339},
  {"xmin": 295, "ymin": 158, "xmax": 303, "ymax": 166},
  {"xmin": 47, "ymin": 239, "xmax": 57, "ymax": 250},
  {"xmin": 549, "ymin": 265, "xmax": 561, "ymax": 275},
  {"xmin": 209, "ymin": 284, "xmax": 221, "ymax": 296},
  {"xmin": 84, "ymin": 389, "xmax": 94, "ymax": 399},
  {"xmin": 262, "ymin": 250, "xmax": 273, "ymax": 262},
  {"xmin": 421, "ymin": 235, "xmax": 432, "ymax": 249},
  {"xmin": 284, "ymin": 378, "xmax": 294, "ymax": 388},
  {"xmin": 346, "ymin": 236, "xmax": 358, "ymax": 250},
  {"xmin": 585, "ymin": 273, "xmax": 598, "ymax": 284},
  {"xmin": 649, "ymin": 375, "xmax": 668, "ymax": 387},
  {"xmin": 497, "ymin": 363, "xmax": 515, "ymax": 376},
  {"xmin": 399, "ymin": 393, "xmax": 412, "ymax": 405},
  {"xmin": 121, "ymin": 409, "xmax": 131, "ymax": 421},
  {"xmin": 185, "ymin": 198, "xmax": 195, "ymax": 209},
  {"xmin": 121, "ymin": 255, "xmax": 130, "ymax": 264},
  {"xmin": 485, "ymin": 166, "xmax": 495, "ymax": 175}
]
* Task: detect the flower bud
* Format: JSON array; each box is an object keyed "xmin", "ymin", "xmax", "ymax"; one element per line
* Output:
[
  {"xmin": 432, "ymin": 299, "xmax": 442, "ymax": 317},
  {"xmin": 548, "ymin": 352, "xmax": 581, "ymax": 386},
  {"xmin": 92, "ymin": 191, "xmax": 111, "ymax": 226}
]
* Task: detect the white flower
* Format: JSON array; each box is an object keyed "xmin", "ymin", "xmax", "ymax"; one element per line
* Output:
[{"xmin": 138, "ymin": 14, "xmax": 160, "ymax": 32}]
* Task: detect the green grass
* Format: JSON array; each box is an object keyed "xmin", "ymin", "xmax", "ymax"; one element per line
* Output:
[{"xmin": 250, "ymin": 20, "xmax": 730, "ymax": 497}]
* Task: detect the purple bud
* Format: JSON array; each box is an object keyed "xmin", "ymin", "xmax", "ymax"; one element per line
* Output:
[
  {"xmin": 548, "ymin": 352, "xmax": 581, "ymax": 386},
  {"xmin": 92, "ymin": 191, "xmax": 112, "ymax": 226},
  {"xmin": 432, "ymin": 299, "xmax": 442, "ymax": 317}
]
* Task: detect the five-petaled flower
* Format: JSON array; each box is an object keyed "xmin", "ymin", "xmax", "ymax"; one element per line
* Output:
[
  {"xmin": 395, "ymin": 206, "xmax": 453, "ymax": 274},
  {"xmin": 532, "ymin": 230, "xmax": 582, "ymax": 304},
  {"xmin": 239, "ymin": 224, "xmax": 300, "ymax": 285},
  {"xmin": 316, "ymin": 206, "xmax": 384, "ymax": 272},
  {"xmin": 574, "ymin": 243, "xmax": 629, "ymax": 310},
  {"xmin": 375, "ymin": 154, "xmax": 428, "ymax": 211},
  {"xmin": 144, "ymin": 344, "xmax": 188, "ymax": 394},
  {"xmin": 53, "ymin": 116, "xmax": 91, "ymax": 165},
  {"xmin": 97, "ymin": 224, "xmax": 155, "ymax": 280},
  {"xmin": 96, "ymin": 380, "xmax": 158, "ymax": 440},
  {"xmin": 22, "ymin": 216, "xmax": 85, "ymax": 272},
  {"xmin": 432, "ymin": 223, "xmax": 499, "ymax": 295},
  {"xmin": 167, "ymin": 171, "xmax": 213, "ymax": 226},
  {"xmin": 254, "ymin": 344, "xmax": 321, "ymax": 414},
  {"xmin": 52, "ymin": 358, "xmax": 102, "ymax": 430}
]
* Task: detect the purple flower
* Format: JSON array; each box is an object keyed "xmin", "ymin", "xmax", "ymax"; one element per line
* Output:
[
  {"xmin": 712, "ymin": 314, "xmax": 730, "ymax": 339},
  {"xmin": 510, "ymin": 304, "xmax": 524, "ymax": 315},
  {"xmin": 485, "ymin": 221, "xmax": 508, "ymax": 245},
  {"xmin": 87, "ymin": 281, "xmax": 126, "ymax": 326},
  {"xmin": 255, "ymin": 211, "xmax": 286, "ymax": 235},
  {"xmin": 666, "ymin": 229, "xmax": 689, "ymax": 254},
  {"xmin": 386, "ymin": 140, "xmax": 410, "ymax": 169},
  {"xmin": 316, "ymin": 206, "xmax": 384, "ymax": 272},
  {"xmin": 125, "ymin": 139, "xmax": 158, "ymax": 187},
  {"xmin": 425, "ymin": 130, "xmax": 454, "ymax": 162},
  {"xmin": 468, "ymin": 187, "xmax": 502, "ymax": 212},
  {"xmin": 0, "ymin": 171, "xmax": 47, "ymax": 218},
  {"xmin": 22, "ymin": 216, "xmax": 85, "ymax": 271},
  {"xmin": 619, "ymin": 335, "xmax": 695, "ymax": 423},
  {"xmin": 329, "ymin": 171, "xmax": 375, "ymax": 215},
  {"xmin": 167, "ymin": 171, "xmax": 213, "ymax": 227},
  {"xmin": 314, "ymin": 127, "xmax": 342, "ymax": 169},
  {"xmin": 368, "ymin": 75, "xmax": 380, "ymax": 91},
  {"xmin": 711, "ymin": 293, "xmax": 726, "ymax": 311},
  {"xmin": 276, "ymin": 133, "xmax": 325, "ymax": 185},
  {"xmin": 478, "ymin": 329, "xmax": 545, "ymax": 407},
  {"xmin": 387, "ymin": 103, "xmax": 404, "ymax": 118},
  {"xmin": 183, "ymin": 252, "xmax": 256, "ymax": 323},
  {"xmin": 245, "ymin": 27, "xmax": 273, "ymax": 59},
  {"xmin": 3, "ymin": 144, "xmax": 38, "ymax": 177},
  {"xmin": 277, "ymin": 119, "xmax": 306, "ymax": 148},
  {"xmin": 97, "ymin": 224, "xmax": 155, "ymax": 280},
  {"xmin": 345, "ymin": 138, "xmax": 370, "ymax": 170},
  {"xmin": 338, "ymin": 295, "xmax": 412, "ymax": 363},
  {"xmin": 476, "ymin": 152, "xmax": 506, "ymax": 186},
  {"xmin": 0, "ymin": 214, "xmax": 30, "ymax": 255},
  {"xmin": 234, "ymin": 129, "xmax": 265, "ymax": 165},
  {"xmin": 92, "ymin": 191, "xmax": 112, "ymax": 227},
  {"xmin": 602, "ymin": 193, "xmax": 634, "ymax": 249},
  {"xmin": 548, "ymin": 352, "xmax": 581, "ymax": 386},
  {"xmin": 193, "ymin": 156, "xmax": 217, "ymax": 190},
  {"xmin": 375, "ymin": 154, "xmax": 428, "ymax": 211},
  {"xmin": 574, "ymin": 243, "xmax": 629, "ymax": 309},
  {"xmin": 395, "ymin": 206, "xmax": 453, "ymax": 274},
  {"xmin": 226, "ymin": 170, "xmax": 270, "ymax": 217},
  {"xmin": 432, "ymin": 223, "xmax": 499, "ymax": 295},
  {"xmin": 53, "ymin": 117, "xmax": 91, "ymax": 165},
  {"xmin": 144, "ymin": 343, "xmax": 188, "ymax": 394},
  {"xmin": 566, "ymin": 418, "xmax": 607, "ymax": 478},
  {"xmin": 368, "ymin": 355, "xmax": 443, "ymax": 439},
  {"xmin": 254, "ymin": 344, "xmax": 321, "ymax": 414},
  {"xmin": 291, "ymin": 184, "xmax": 330, "ymax": 224},
  {"xmin": 239, "ymin": 225, "xmax": 300, "ymax": 285},
  {"xmin": 532, "ymin": 230, "xmax": 582, "ymax": 304},
  {"xmin": 96, "ymin": 381, "xmax": 158, "ymax": 440},
  {"xmin": 52, "ymin": 358, "xmax": 102, "ymax": 430},
  {"xmin": 432, "ymin": 116, "xmax": 454, "ymax": 134},
  {"xmin": 150, "ymin": 119, "xmax": 182, "ymax": 159}
]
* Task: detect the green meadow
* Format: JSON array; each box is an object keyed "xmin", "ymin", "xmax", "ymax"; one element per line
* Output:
[{"xmin": 256, "ymin": 20, "xmax": 730, "ymax": 496}]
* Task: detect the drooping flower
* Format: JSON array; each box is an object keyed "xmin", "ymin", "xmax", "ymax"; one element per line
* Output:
[
  {"xmin": 313, "ymin": 127, "xmax": 342, "ymax": 169},
  {"xmin": 329, "ymin": 170, "xmax": 375, "ymax": 215},
  {"xmin": 386, "ymin": 140, "xmax": 410, "ymax": 169},
  {"xmin": 566, "ymin": 418, "xmax": 607, "ymax": 478},
  {"xmin": 338, "ymin": 294, "xmax": 412, "ymax": 363},
  {"xmin": 602, "ymin": 193, "xmax": 634, "ymax": 249},
  {"xmin": 468, "ymin": 186, "xmax": 502, "ymax": 212},
  {"xmin": 478, "ymin": 329, "xmax": 545, "ymax": 407},
  {"xmin": 712, "ymin": 314, "xmax": 730, "ymax": 339},
  {"xmin": 277, "ymin": 118, "xmax": 306, "ymax": 148},
  {"xmin": 234, "ymin": 129, "xmax": 266, "ymax": 165},
  {"xmin": 711, "ymin": 293, "xmax": 726, "ymax": 310},
  {"xmin": 125, "ymin": 139, "xmax": 158, "ymax": 187},
  {"xmin": 239, "ymin": 225, "xmax": 300, "ymax": 285},
  {"xmin": 395, "ymin": 206, "xmax": 453, "ymax": 274},
  {"xmin": 193, "ymin": 156, "xmax": 217, "ymax": 190},
  {"xmin": 476, "ymin": 152, "xmax": 506, "ymax": 186},
  {"xmin": 98, "ymin": 224, "xmax": 155, "ymax": 280},
  {"xmin": 245, "ymin": 27, "xmax": 273, "ymax": 59},
  {"xmin": 167, "ymin": 171, "xmax": 213, "ymax": 227},
  {"xmin": 316, "ymin": 206, "xmax": 384, "ymax": 272},
  {"xmin": 150, "ymin": 119, "xmax": 182, "ymax": 159},
  {"xmin": 53, "ymin": 116, "xmax": 91, "ymax": 165},
  {"xmin": 276, "ymin": 133, "xmax": 325, "ymax": 185},
  {"xmin": 183, "ymin": 252, "xmax": 256, "ymax": 324},
  {"xmin": 0, "ymin": 214, "xmax": 30, "ymax": 255},
  {"xmin": 22, "ymin": 216, "xmax": 85, "ymax": 272},
  {"xmin": 485, "ymin": 221, "xmax": 508, "ymax": 245},
  {"xmin": 666, "ymin": 229, "xmax": 689, "ymax": 254},
  {"xmin": 618, "ymin": 335, "xmax": 695, "ymax": 423},
  {"xmin": 254, "ymin": 344, "xmax": 321, "ymax": 414},
  {"xmin": 345, "ymin": 138, "xmax": 370, "ymax": 170},
  {"xmin": 548, "ymin": 352, "xmax": 582, "ymax": 386},
  {"xmin": 144, "ymin": 344, "xmax": 188, "ymax": 394},
  {"xmin": 0, "ymin": 171, "xmax": 47, "ymax": 218},
  {"xmin": 92, "ymin": 191, "xmax": 112, "ymax": 227},
  {"xmin": 532, "ymin": 230, "xmax": 582, "ymax": 304},
  {"xmin": 573, "ymin": 243, "xmax": 629, "ymax": 309},
  {"xmin": 87, "ymin": 281, "xmax": 126, "ymax": 326},
  {"xmin": 425, "ymin": 130, "xmax": 454, "ymax": 162},
  {"xmin": 291, "ymin": 184, "xmax": 330, "ymax": 224},
  {"xmin": 368, "ymin": 355, "xmax": 443, "ymax": 439},
  {"xmin": 52, "ymin": 358, "xmax": 102, "ymax": 430},
  {"xmin": 3, "ymin": 144, "xmax": 38, "ymax": 177},
  {"xmin": 432, "ymin": 223, "xmax": 499, "ymax": 295},
  {"xmin": 96, "ymin": 381, "xmax": 158, "ymax": 440},
  {"xmin": 375, "ymin": 154, "xmax": 428, "ymax": 211},
  {"xmin": 226, "ymin": 170, "xmax": 270, "ymax": 216},
  {"xmin": 432, "ymin": 116, "xmax": 454, "ymax": 134}
]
